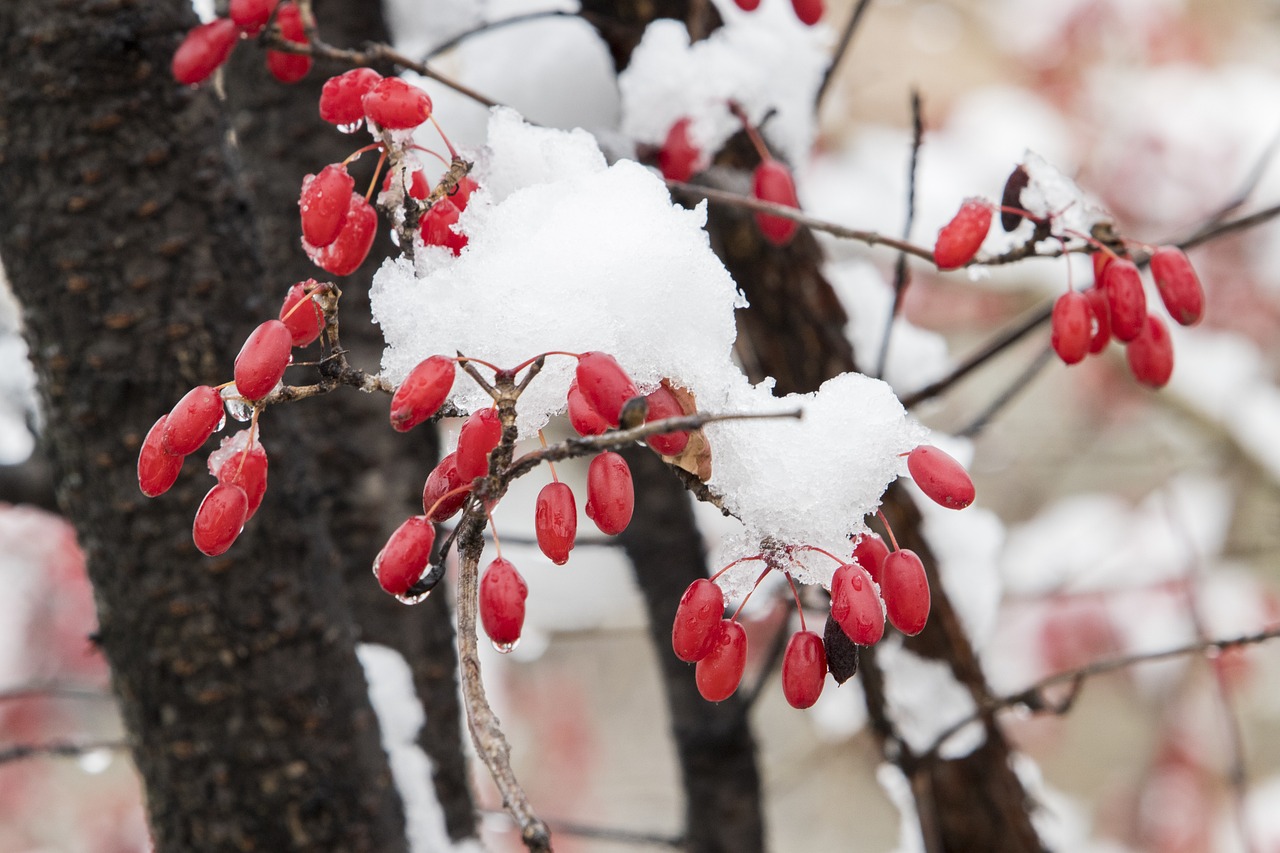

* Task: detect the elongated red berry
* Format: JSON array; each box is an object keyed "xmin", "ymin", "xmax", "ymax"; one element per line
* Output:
[
  {"xmin": 585, "ymin": 452, "xmax": 634, "ymax": 536},
  {"xmin": 644, "ymin": 384, "xmax": 689, "ymax": 456},
  {"xmin": 304, "ymin": 193, "xmax": 377, "ymax": 276},
  {"xmin": 1103, "ymin": 259, "xmax": 1147, "ymax": 343},
  {"xmin": 1085, "ymin": 287, "xmax": 1111, "ymax": 354},
  {"xmin": 391, "ymin": 355, "xmax": 455, "ymax": 432},
  {"xmin": 695, "ymin": 619, "xmax": 748, "ymax": 702},
  {"xmin": 229, "ymin": 0, "xmax": 277, "ymax": 34},
  {"xmin": 299, "ymin": 164, "xmax": 356, "ymax": 249},
  {"xmin": 363, "ymin": 77, "xmax": 433, "ymax": 130},
  {"xmin": 234, "ymin": 319, "xmax": 293, "ymax": 401},
  {"xmin": 279, "ymin": 281, "xmax": 325, "ymax": 347},
  {"xmin": 1126, "ymin": 313, "xmax": 1174, "ymax": 389},
  {"xmin": 319, "ymin": 68, "xmax": 383, "ymax": 126},
  {"xmin": 752, "ymin": 160, "xmax": 800, "ymax": 246},
  {"xmin": 420, "ymin": 198, "xmax": 467, "ymax": 255},
  {"xmin": 162, "ymin": 385, "xmax": 225, "ymax": 455},
  {"xmin": 450, "ymin": 175, "xmax": 479, "ymax": 211},
  {"xmin": 1051, "ymin": 291, "xmax": 1091, "ymax": 365},
  {"xmin": 829, "ymin": 563, "xmax": 884, "ymax": 646},
  {"xmin": 374, "ymin": 516, "xmax": 436, "ymax": 596},
  {"xmin": 659, "ymin": 118, "xmax": 701, "ymax": 183},
  {"xmin": 456, "ymin": 408, "xmax": 502, "ymax": 481},
  {"xmin": 790, "ymin": 0, "xmax": 824, "ymax": 25},
  {"xmin": 192, "ymin": 483, "xmax": 249, "ymax": 557},
  {"xmin": 422, "ymin": 452, "xmax": 470, "ymax": 521},
  {"xmin": 567, "ymin": 379, "xmax": 609, "ymax": 436},
  {"xmin": 138, "ymin": 416, "xmax": 184, "ymax": 497},
  {"xmin": 382, "ymin": 168, "xmax": 429, "ymax": 200},
  {"xmin": 575, "ymin": 352, "xmax": 639, "ymax": 427},
  {"xmin": 934, "ymin": 199, "xmax": 992, "ymax": 270},
  {"xmin": 673, "ymin": 578, "xmax": 725, "ymax": 662},
  {"xmin": 907, "ymin": 445, "xmax": 975, "ymax": 510},
  {"xmin": 852, "ymin": 533, "xmax": 889, "ymax": 586},
  {"xmin": 1149, "ymin": 246, "xmax": 1204, "ymax": 326},
  {"xmin": 535, "ymin": 481, "xmax": 577, "ymax": 565},
  {"xmin": 882, "ymin": 549, "xmax": 929, "ymax": 636},
  {"xmin": 213, "ymin": 442, "xmax": 269, "ymax": 520},
  {"xmin": 479, "ymin": 557, "xmax": 528, "ymax": 650},
  {"xmin": 782, "ymin": 630, "xmax": 827, "ymax": 709},
  {"xmin": 734, "ymin": 0, "xmax": 761, "ymax": 12},
  {"xmin": 266, "ymin": 2, "xmax": 310, "ymax": 83},
  {"xmin": 172, "ymin": 18, "xmax": 240, "ymax": 85}
]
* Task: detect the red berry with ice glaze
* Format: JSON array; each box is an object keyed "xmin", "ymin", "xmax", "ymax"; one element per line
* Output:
[
  {"xmin": 575, "ymin": 351, "xmax": 639, "ymax": 427},
  {"xmin": 1085, "ymin": 287, "xmax": 1111, "ymax": 354},
  {"xmin": 1126, "ymin": 313, "xmax": 1174, "ymax": 389},
  {"xmin": 829, "ymin": 563, "xmax": 884, "ymax": 646},
  {"xmin": 229, "ymin": 0, "xmax": 277, "ymax": 34},
  {"xmin": 420, "ymin": 198, "xmax": 467, "ymax": 256},
  {"xmin": 319, "ymin": 68, "xmax": 382, "ymax": 126},
  {"xmin": 535, "ymin": 481, "xmax": 577, "ymax": 565},
  {"xmin": 162, "ymin": 385, "xmax": 225, "ymax": 456},
  {"xmin": 363, "ymin": 77, "xmax": 433, "ymax": 129},
  {"xmin": 373, "ymin": 516, "xmax": 436, "ymax": 596},
  {"xmin": 266, "ymin": 3, "xmax": 310, "ymax": 83},
  {"xmin": 782, "ymin": 630, "xmax": 827, "ymax": 709},
  {"xmin": 658, "ymin": 118, "xmax": 700, "ymax": 183},
  {"xmin": 214, "ymin": 442, "xmax": 269, "ymax": 520},
  {"xmin": 586, "ymin": 452, "xmax": 634, "ymax": 536},
  {"xmin": 882, "ymin": 549, "xmax": 930, "ymax": 636},
  {"xmin": 391, "ymin": 355, "xmax": 455, "ymax": 432},
  {"xmin": 479, "ymin": 557, "xmax": 528, "ymax": 649},
  {"xmin": 305, "ymin": 193, "xmax": 377, "ymax": 276},
  {"xmin": 138, "ymin": 416, "xmax": 184, "ymax": 497},
  {"xmin": 567, "ymin": 379, "xmax": 609, "ymax": 437},
  {"xmin": 234, "ymin": 320, "xmax": 293, "ymax": 401},
  {"xmin": 852, "ymin": 533, "xmax": 889, "ymax": 586},
  {"xmin": 422, "ymin": 452, "xmax": 470, "ymax": 521},
  {"xmin": 906, "ymin": 445, "xmax": 975, "ymax": 510},
  {"xmin": 279, "ymin": 281, "xmax": 325, "ymax": 347},
  {"xmin": 1103, "ymin": 259, "xmax": 1147, "ymax": 343},
  {"xmin": 934, "ymin": 199, "xmax": 992, "ymax": 270},
  {"xmin": 752, "ymin": 160, "xmax": 800, "ymax": 246},
  {"xmin": 695, "ymin": 619, "xmax": 748, "ymax": 702},
  {"xmin": 644, "ymin": 384, "xmax": 689, "ymax": 456},
  {"xmin": 192, "ymin": 483, "xmax": 249, "ymax": 557},
  {"xmin": 790, "ymin": 0, "xmax": 824, "ymax": 25},
  {"xmin": 1051, "ymin": 291, "xmax": 1092, "ymax": 365},
  {"xmin": 299, "ymin": 165, "xmax": 356, "ymax": 249},
  {"xmin": 172, "ymin": 18, "xmax": 240, "ymax": 85},
  {"xmin": 672, "ymin": 578, "xmax": 725, "ymax": 662},
  {"xmin": 1150, "ymin": 246, "xmax": 1204, "ymax": 326},
  {"xmin": 456, "ymin": 408, "xmax": 502, "ymax": 481}
]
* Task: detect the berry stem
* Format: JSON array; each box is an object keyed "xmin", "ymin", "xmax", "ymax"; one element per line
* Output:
[
  {"xmin": 783, "ymin": 571, "xmax": 807, "ymax": 633},
  {"xmin": 279, "ymin": 282, "xmax": 328, "ymax": 324},
  {"xmin": 340, "ymin": 143, "xmax": 383, "ymax": 168},
  {"xmin": 710, "ymin": 554, "xmax": 766, "ymax": 582},
  {"xmin": 407, "ymin": 144, "xmax": 451, "ymax": 168},
  {"xmin": 365, "ymin": 148, "xmax": 389, "ymax": 203},
  {"xmin": 454, "ymin": 354, "xmax": 504, "ymax": 374},
  {"xmin": 731, "ymin": 565, "xmax": 774, "ymax": 621},
  {"xmin": 876, "ymin": 509, "xmax": 901, "ymax": 552},
  {"xmin": 537, "ymin": 430, "xmax": 559, "ymax": 483},
  {"xmin": 728, "ymin": 100, "xmax": 773, "ymax": 164},
  {"xmin": 430, "ymin": 115, "xmax": 459, "ymax": 160},
  {"xmin": 792, "ymin": 544, "xmax": 846, "ymax": 566},
  {"xmin": 426, "ymin": 483, "xmax": 474, "ymax": 522},
  {"xmin": 508, "ymin": 351, "xmax": 582, "ymax": 375},
  {"xmin": 487, "ymin": 508, "xmax": 502, "ymax": 558}
]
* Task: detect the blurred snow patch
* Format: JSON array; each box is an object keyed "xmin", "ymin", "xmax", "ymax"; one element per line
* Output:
[{"xmin": 878, "ymin": 638, "xmax": 984, "ymax": 759}]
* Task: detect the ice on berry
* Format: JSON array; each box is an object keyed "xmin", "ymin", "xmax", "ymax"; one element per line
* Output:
[{"xmin": 206, "ymin": 429, "xmax": 263, "ymax": 479}]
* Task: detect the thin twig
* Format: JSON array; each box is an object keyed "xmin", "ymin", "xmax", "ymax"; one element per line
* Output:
[
  {"xmin": 956, "ymin": 344, "xmax": 1055, "ymax": 438},
  {"xmin": 0, "ymin": 684, "xmax": 114, "ymax": 703},
  {"xmin": 875, "ymin": 89, "xmax": 923, "ymax": 380},
  {"xmin": 0, "ymin": 739, "xmax": 127, "ymax": 766},
  {"xmin": 423, "ymin": 11, "xmax": 580, "ymax": 61},
  {"xmin": 815, "ymin": 0, "xmax": 875, "ymax": 110},
  {"xmin": 480, "ymin": 809, "xmax": 686, "ymax": 848}
]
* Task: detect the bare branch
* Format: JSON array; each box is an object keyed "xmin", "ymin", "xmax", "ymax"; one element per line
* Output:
[
  {"xmin": 0, "ymin": 683, "xmax": 114, "ymax": 704},
  {"xmin": 815, "ymin": 0, "xmax": 875, "ymax": 109},
  {"xmin": 875, "ymin": 89, "xmax": 923, "ymax": 380},
  {"xmin": 0, "ymin": 739, "xmax": 127, "ymax": 767}
]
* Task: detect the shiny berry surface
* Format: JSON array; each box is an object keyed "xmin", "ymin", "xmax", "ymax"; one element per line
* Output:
[
  {"xmin": 279, "ymin": 281, "xmax": 325, "ymax": 347},
  {"xmin": 234, "ymin": 320, "xmax": 293, "ymax": 401},
  {"xmin": 1150, "ymin": 246, "xmax": 1204, "ymax": 326},
  {"xmin": 751, "ymin": 160, "xmax": 800, "ymax": 246},
  {"xmin": 420, "ymin": 198, "xmax": 467, "ymax": 256},
  {"xmin": 390, "ymin": 355, "xmax": 455, "ymax": 432},
  {"xmin": 829, "ymin": 563, "xmax": 884, "ymax": 646},
  {"xmin": 1126, "ymin": 313, "xmax": 1174, "ymax": 389},
  {"xmin": 138, "ymin": 416, "xmax": 184, "ymax": 498},
  {"xmin": 374, "ymin": 516, "xmax": 436, "ymax": 596},
  {"xmin": 456, "ymin": 408, "xmax": 502, "ymax": 481},
  {"xmin": 695, "ymin": 620, "xmax": 748, "ymax": 702},
  {"xmin": 215, "ymin": 443, "xmax": 269, "ymax": 520},
  {"xmin": 852, "ymin": 533, "xmax": 889, "ymax": 586},
  {"xmin": 585, "ymin": 452, "xmax": 634, "ymax": 536},
  {"xmin": 422, "ymin": 452, "xmax": 470, "ymax": 521},
  {"xmin": 906, "ymin": 445, "xmax": 975, "ymax": 510},
  {"xmin": 172, "ymin": 19, "xmax": 239, "ymax": 85},
  {"xmin": 658, "ymin": 117, "xmax": 700, "ymax": 183},
  {"xmin": 192, "ymin": 483, "xmax": 249, "ymax": 557},
  {"xmin": 1051, "ymin": 291, "xmax": 1092, "ymax": 365},
  {"xmin": 299, "ymin": 164, "xmax": 355, "ymax": 249},
  {"xmin": 535, "ymin": 481, "xmax": 577, "ymax": 566},
  {"xmin": 479, "ymin": 557, "xmax": 528, "ymax": 648},
  {"xmin": 1103, "ymin": 259, "xmax": 1147, "ymax": 343},
  {"xmin": 934, "ymin": 199, "xmax": 992, "ymax": 270},
  {"xmin": 672, "ymin": 578, "xmax": 725, "ymax": 662},
  {"xmin": 319, "ymin": 68, "xmax": 382, "ymax": 126},
  {"xmin": 644, "ymin": 385, "xmax": 689, "ymax": 456},
  {"xmin": 305, "ymin": 193, "xmax": 376, "ymax": 276},
  {"xmin": 882, "ymin": 549, "xmax": 930, "ymax": 636},
  {"xmin": 567, "ymin": 379, "xmax": 609, "ymax": 437},
  {"xmin": 162, "ymin": 385, "xmax": 224, "ymax": 456},
  {"xmin": 575, "ymin": 351, "xmax": 638, "ymax": 427},
  {"xmin": 781, "ymin": 630, "xmax": 827, "ymax": 709},
  {"xmin": 363, "ymin": 78, "xmax": 433, "ymax": 129}
]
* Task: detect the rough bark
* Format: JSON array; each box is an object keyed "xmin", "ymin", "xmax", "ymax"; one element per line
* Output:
[{"xmin": 0, "ymin": 1, "xmax": 406, "ymax": 849}]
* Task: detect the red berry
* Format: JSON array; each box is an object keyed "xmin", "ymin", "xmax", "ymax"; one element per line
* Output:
[
  {"xmin": 790, "ymin": 0, "xmax": 824, "ymax": 25},
  {"xmin": 781, "ymin": 630, "xmax": 827, "ymax": 709},
  {"xmin": 658, "ymin": 118, "xmax": 701, "ymax": 183},
  {"xmin": 1149, "ymin": 246, "xmax": 1204, "ymax": 326},
  {"xmin": 934, "ymin": 199, "xmax": 992, "ymax": 270},
  {"xmin": 456, "ymin": 408, "xmax": 502, "ymax": 481},
  {"xmin": 829, "ymin": 563, "xmax": 884, "ymax": 646},
  {"xmin": 319, "ymin": 68, "xmax": 383, "ymax": 126},
  {"xmin": 644, "ymin": 384, "xmax": 689, "ymax": 456},
  {"xmin": 1093, "ymin": 250, "xmax": 1113, "ymax": 283},
  {"xmin": 1084, "ymin": 287, "xmax": 1111, "ymax": 355},
  {"xmin": 907, "ymin": 445, "xmax": 975, "ymax": 510},
  {"xmin": 420, "ymin": 198, "xmax": 467, "ymax": 256},
  {"xmin": 279, "ymin": 281, "xmax": 325, "ymax": 347},
  {"xmin": 373, "ymin": 516, "xmax": 436, "ymax": 596},
  {"xmin": 229, "ymin": 0, "xmax": 278, "ymax": 34},
  {"xmin": 214, "ymin": 442, "xmax": 269, "ymax": 520},
  {"xmin": 1102, "ymin": 259, "xmax": 1147, "ymax": 343},
  {"xmin": 575, "ymin": 351, "xmax": 639, "ymax": 427},
  {"xmin": 299, "ymin": 164, "xmax": 356, "ymax": 249},
  {"xmin": 672, "ymin": 578, "xmax": 725, "ymax": 662},
  {"xmin": 535, "ymin": 481, "xmax": 577, "ymax": 566},
  {"xmin": 381, "ymin": 168, "xmax": 429, "ymax": 201},
  {"xmin": 363, "ymin": 77, "xmax": 433, "ymax": 130},
  {"xmin": 162, "ymin": 385, "xmax": 225, "ymax": 456},
  {"xmin": 266, "ymin": 2, "xmax": 310, "ymax": 83},
  {"xmin": 585, "ymin": 452, "xmax": 634, "ymax": 536},
  {"xmin": 192, "ymin": 483, "xmax": 249, "ymax": 557},
  {"xmin": 234, "ymin": 319, "xmax": 293, "ymax": 401},
  {"xmin": 172, "ymin": 18, "xmax": 240, "ymax": 85},
  {"xmin": 734, "ymin": 0, "xmax": 761, "ymax": 10},
  {"xmin": 695, "ymin": 619, "xmax": 748, "ymax": 702},
  {"xmin": 567, "ymin": 378, "xmax": 609, "ymax": 436},
  {"xmin": 479, "ymin": 557, "xmax": 528, "ymax": 650},
  {"xmin": 390, "ymin": 355, "xmax": 455, "ymax": 432},
  {"xmin": 138, "ymin": 416, "xmax": 184, "ymax": 497},
  {"xmin": 422, "ymin": 452, "xmax": 470, "ymax": 521},
  {"xmin": 882, "ymin": 549, "xmax": 930, "ymax": 636},
  {"xmin": 1126, "ymin": 313, "xmax": 1174, "ymax": 389},
  {"xmin": 304, "ymin": 193, "xmax": 377, "ymax": 276},
  {"xmin": 1051, "ymin": 291, "xmax": 1091, "ymax": 365},
  {"xmin": 451, "ymin": 176, "xmax": 480, "ymax": 211},
  {"xmin": 751, "ymin": 160, "xmax": 800, "ymax": 246},
  {"xmin": 851, "ymin": 534, "xmax": 889, "ymax": 586}
]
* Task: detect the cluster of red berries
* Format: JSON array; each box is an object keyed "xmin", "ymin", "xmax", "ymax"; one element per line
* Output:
[
  {"xmin": 172, "ymin": 1, "xmax": 310, "ymax": 86},
  {"xmin": 732, "ymin": 0, "xmax": 824, "ymax": 26},
  {"xmin": 137, "ymin": 282, "xmax": 326, "ymax": 555},
  {"xmin": 673, "ymin": 443, "xmax": 975, "ymax": 708}
]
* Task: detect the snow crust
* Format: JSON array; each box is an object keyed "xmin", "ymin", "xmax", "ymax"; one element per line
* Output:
[{"xmin": 877, "ymin": 637, "xmax": 984, "ymax": 759}]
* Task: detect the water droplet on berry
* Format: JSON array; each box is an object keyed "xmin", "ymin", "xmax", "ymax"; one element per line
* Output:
[
  {"xmin": 337, "ymin": 119, "xmax": 364, "ymax": 134},
  {"xmin": 389, "ymin": 229, "xmax": 400, "ymax": 248},
  {"xmin": 395, "ymin": 589, "xmax": 432, "ymax": 606},
  {"xmin": 492, "ymin": 638, "xmax": 519, "ymax": 654},
  {"xmin": 215, "ymin": 411, "xmax": 227, "ymax": 432}
]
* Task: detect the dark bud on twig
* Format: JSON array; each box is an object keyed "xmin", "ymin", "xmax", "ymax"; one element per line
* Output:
[
  {"xmin": 1000, "ymin": 164, "xmax": 1030, "ymax": 232},
  {"xmin": 823, "ymin": 613, "xmax": 860, "ymax": 684},
  {"xmin": 404, "ymin": 559, "xmax": 447, "ymax": 599},
  {"xmin": 618, "ymin": 395, "xmax": 649, "ymax": 430}
]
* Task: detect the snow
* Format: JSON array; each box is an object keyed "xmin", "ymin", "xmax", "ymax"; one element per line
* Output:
[{"xmin": 878, "ymin": 637, "xmax": 984, "ymax": 759}]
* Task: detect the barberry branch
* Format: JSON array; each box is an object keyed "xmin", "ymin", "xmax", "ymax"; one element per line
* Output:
[
  {"xmin": 815, "ymin": 0, "xmax": 875, "ymax": 109},
  {"xmin": 422, "ymin": 11, "xmax": 585, "ymax": 61},
  {"xmin": 875, "ymin": 88, "xmax": 923, "ymax": 380},
  {"xmin": 0, "ymin": 683, "xmax": 114, "ymax": 703}
]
